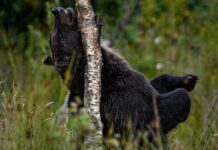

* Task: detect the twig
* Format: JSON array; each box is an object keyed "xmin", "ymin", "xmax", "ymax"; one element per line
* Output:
[
  {"xmin": 201, "ymin": 89, "xmax": 218, "ymax": 137},
  {"xmin": 152, "ymin": 94, "xmax": 164, "ymax": 150}
]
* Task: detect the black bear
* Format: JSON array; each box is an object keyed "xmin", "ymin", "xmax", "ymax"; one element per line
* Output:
[{"xmin": 43, "ymin": 7, "xmax": 198, "ymax": 146}]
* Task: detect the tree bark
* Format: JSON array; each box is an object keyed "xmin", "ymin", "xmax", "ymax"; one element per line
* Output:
[{"xmin": 76, "ymin": 0, "xmax": 103, "ymax": 147}]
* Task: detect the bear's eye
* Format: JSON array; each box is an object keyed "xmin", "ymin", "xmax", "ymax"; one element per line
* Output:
[
  {"xmin": 58, "ymin": 32, "xmax": 62, "ymax": 38},
  {"xmin": 67, "ymin": 12, "xmax": 72, "ymax": 22}
]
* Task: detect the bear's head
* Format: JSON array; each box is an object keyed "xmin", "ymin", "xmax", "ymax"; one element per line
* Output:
[{"xmin": 43, "ymin": 7, "xmax": 83, "ymax": 78}]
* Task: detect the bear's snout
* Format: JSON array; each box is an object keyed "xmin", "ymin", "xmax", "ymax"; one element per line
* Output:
[{"xmin": 52, "ymin": 7, "xmax": 65, "ymax": 18}]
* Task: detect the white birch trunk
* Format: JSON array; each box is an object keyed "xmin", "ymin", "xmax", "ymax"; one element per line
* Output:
[{"xmin": 76, "ymin": 0, "xmax": 103, "ymax": 147}]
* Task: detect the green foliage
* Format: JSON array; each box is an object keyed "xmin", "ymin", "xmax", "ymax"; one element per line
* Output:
[{"xmin": 1, "ymin": 0, "xmax": 218, "ymax": 149}]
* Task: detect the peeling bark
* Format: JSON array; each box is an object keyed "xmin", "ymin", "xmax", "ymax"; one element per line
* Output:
[{"xmin": 75, "ymin": 0, "xmax": 103, "ymax": 145}]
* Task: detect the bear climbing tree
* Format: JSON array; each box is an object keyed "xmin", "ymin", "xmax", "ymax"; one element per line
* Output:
[{"xmin": 43, "ymin": 6, "xmax": 198, "ymax": 148}]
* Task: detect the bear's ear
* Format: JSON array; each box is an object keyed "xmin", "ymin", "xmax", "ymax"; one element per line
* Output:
[{"xmin": 43, "ymin": 56, "xmax": 54, "ymax": 66}]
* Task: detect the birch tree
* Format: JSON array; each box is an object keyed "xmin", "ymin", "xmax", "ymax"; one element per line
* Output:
[{"xmin": 75, "ymin": 0, "xmax": 103, "ymax": 145}]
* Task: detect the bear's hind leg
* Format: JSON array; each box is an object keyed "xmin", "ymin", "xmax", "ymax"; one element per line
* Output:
[
  {"xmin": 150, "ymin": 74, "xmax": 198, "ymax": 94},
  {"xmin": 157, "ymin": 88, "xmax": 191, "ymax": 134}
]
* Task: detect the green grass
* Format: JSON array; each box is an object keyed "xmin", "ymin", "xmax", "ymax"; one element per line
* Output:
[{"xmin": 1, "ymin": 29, "xmax": 218, "ymax": 149}]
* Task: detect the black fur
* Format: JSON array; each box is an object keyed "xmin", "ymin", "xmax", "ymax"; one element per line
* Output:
[{"xmin": 43, "ymin": 7, "xmax": 198, "ymax": 146}]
